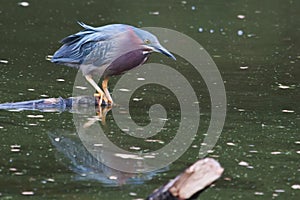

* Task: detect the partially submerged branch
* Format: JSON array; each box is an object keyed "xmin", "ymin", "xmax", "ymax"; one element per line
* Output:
[{"xmin": 146, "ymin": 158, "xmax": 224, "ymax": 200}]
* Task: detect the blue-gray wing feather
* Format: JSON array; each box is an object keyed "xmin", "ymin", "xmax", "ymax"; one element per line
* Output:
[{"xmin": 51, "ymin": 22, "xmax": 114, "ymax": 68}]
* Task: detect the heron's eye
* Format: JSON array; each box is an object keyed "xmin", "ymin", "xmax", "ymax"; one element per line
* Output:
[{"xmin": 144, "ymin": 39, "xmax": 151, "ymax": 44}]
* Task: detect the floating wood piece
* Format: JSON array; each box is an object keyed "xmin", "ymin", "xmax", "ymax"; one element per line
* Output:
[{"xmin": 146, "ymin": 158, "xmax": 224, "ymax": 200}]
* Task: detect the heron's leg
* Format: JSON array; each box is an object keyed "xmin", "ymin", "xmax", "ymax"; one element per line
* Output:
[
  {"xmin": 85, "ymin": 75, "xmax": 108, "ymax": 105},
  {"xmin": 102, "ymin": 77, "xmax": 113, "ymax": 105}
]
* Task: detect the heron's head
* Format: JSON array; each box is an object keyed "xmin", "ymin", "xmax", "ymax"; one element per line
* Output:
[{"xmin": 134, "ymin": 28, "xmax": 176, "ymax": 60}]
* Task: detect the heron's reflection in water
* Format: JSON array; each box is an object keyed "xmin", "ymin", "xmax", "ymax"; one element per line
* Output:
[{"xmin": 49, "ymin": 131, "xmax": 167, "ymax": 186}]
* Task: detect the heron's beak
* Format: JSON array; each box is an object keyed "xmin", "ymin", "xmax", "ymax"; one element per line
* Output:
[
  {"xmin": 147, "ymin": 44, "xmax": 176, "ymax": 60},
  {"xmin": 157, "ymin": 46, "xmax": 176, "ymax": 60}
]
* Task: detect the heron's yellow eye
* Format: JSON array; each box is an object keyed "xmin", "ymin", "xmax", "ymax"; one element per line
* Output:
[{"xmin": 144, "ymin": 39, "xmax": 151, "ymax": 44}]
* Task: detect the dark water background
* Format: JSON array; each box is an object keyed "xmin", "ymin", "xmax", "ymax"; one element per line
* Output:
[{"xmin": 0, "ymin": 0, "xmax": 299, "ymax": 199}]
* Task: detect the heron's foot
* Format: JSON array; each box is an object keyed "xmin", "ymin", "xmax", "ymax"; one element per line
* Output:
[{"xmin": 94, "ymin": 93, "xmax": 108, "ymax": 106}]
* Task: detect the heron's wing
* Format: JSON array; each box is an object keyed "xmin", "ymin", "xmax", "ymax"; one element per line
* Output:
[{"xmin": 51, "ymin": 24, "xmax": 114, "ymax": 68}]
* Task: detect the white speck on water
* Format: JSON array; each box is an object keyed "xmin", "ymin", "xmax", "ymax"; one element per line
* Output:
[
  {"xmin": 209, "ymin": 29, "xmax": 214, "ymax": 33},
  {"xmin": 54, "ymin": 137, "xmax": 60, "ymax": 142},
  {"xmin": 271, "ymin": 151, "xmax": 282, "ymax": 155},
  {"xmin": 278, "ymin": 83, "xmax": 290, "ymax": 89},
  {"xmin": 28, "ymin": 123, "xmax": 37, "ymax": 126},
  {"xmin": 191, "ymin": 6, "xmax": 196, "ymax": 10},
  {"xmin": 226, "ymin": 142, "xmax": 236, "ymax": 146},
  {"xmin": 46, "ymin": 178, "xmax": 55, "ymax": 182},
  {"xmin": 109, "ymin": 176, "xmax": 118, "ymax": 180},
  {"xmin": 27, "ymin": 115, "xmax": 44, "ymax": 118},
  {"xmin": 295, "ymin": 141, "xmax": 300, "ymax": 144},
  {"xmin": 181, "ymin": 1, "xmax": 187, "ymax": 4},
  {"xmin": 249, "ymin": 150, "xmax": 258, "ymax": 153},
  {"xmin": 238, "ymin": 108, "xmax": 245, "ymax": 112},
  {"xmin": 9, "ymin": 168, "xmax": 17, "ymax": 171},
  {"xmin": 130, "ymin": 146, "xmax": 141, "ymax": 150},
  {"xmin": 296, "ymin": 151, "xmax": 300, "ymax": 154},
  {"xmin": 149, "ymin": 11, "xmax": 159, "ymax": 15},
  {"xmin": 115, "ymin": 153, "xmax": 143, "ymax": 160},
  {"xmin": 129, "ymin": 192, "xmax": 137, "ymax": 196},
  {"xmin": 0, "ymin": 126, "xmax": 3, "ymax": 129},
  {"xmin": 40, "ymin": 94, "xmax": 49, "ymax": 97},
  {"xmin": 237, "ymin": 14, "xmax": 245, "ymax": 19},
  {"xmin": 56, "ymin": 78, "xmax": 65, "ymax": 82},
  {"xmin": 27, "ymin": 88, "xmax": 35, "ymax": 91},
  {"xmin": 254, "ymin": 192, "xmax": 264, "ymax": 196},
  {"xmin": 274, "ymin": 189, "xmax": 285, "ymax": 193},
  {"xmin": 18, "ymin": 2, "xmax": 30, "ymax": 7},
  {"xmin": 238, "ymin": 161, "xmax": 249, "ymax": 166},
  {"xmin": 10, "ymin": 144, "xmax": 21, "ymax": 148},
  {"xmin": 0, "ymin": 59, "xmax": 8, "ymax": 64},
  {"xmin": 21, "ymin": 191, "xmax": 34, "ymax": 196},
  {"xmin": 133, "ymin": 98, "xmax": 143, "ymax": 102},
  {"xmin": 11, "ymin": 149, "xmax": 21, "ymax": 152},
  {"xmin": 75, "ymin": 86, "xmax": 87, "ymax": 90},
  {"xmin": 93, "ymin": 143, "xmax": 103, "ymax": 147},
  {"xmin": 121, "ymin": 128, "xmax": 129, "ymax": 132},
  {"xmin": 291, "ymin": 184, "xmax": 300, "ymax": 189},
  {"xmin": 137, "ymin": 77, "xmax": 145, "ymax": 81},
  {"xmin": 240, "ymin": 66, "xmax": 248, "ymax": 70},
  {"xmin": 282, "ymin": 109, "xmax": 294, "ymax": 113},
  {"xmin": 237, "ymin": 30, "xmax": 244, "ymax": 36},
  {"xmin": 198, "ymin": 27, "xmax": 204, "ymax": 32},
  {"xmin": 119, "ymin": 88, "xmax": 131, "ymax": 92}
]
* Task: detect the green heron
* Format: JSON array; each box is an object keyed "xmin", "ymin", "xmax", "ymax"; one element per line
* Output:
[{"xmin": 51, "ymin": 22, "xmax": 175, "ymax": 105}]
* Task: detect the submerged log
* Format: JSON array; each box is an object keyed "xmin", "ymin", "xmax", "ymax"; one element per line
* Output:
[
  {"xmin": 146, "ymin": 158, "xmax": 224, "ymax": 200},
  {"xmin": 0, "ymin": 96, "xmax": 102, "ymax": 112}
]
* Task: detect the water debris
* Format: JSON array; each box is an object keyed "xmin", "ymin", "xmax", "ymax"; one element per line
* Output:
[
  {"xmin": 114, "ymin": 153, "xmax": 143, "ymax": 160},
  {"xmin": 274, "ymin": 189, "xmax": 285, "ymax": 193},
  {"xmin": 278, "ymin": 84, "xmax": 289, "ymax": 89},
  {"xmin": 21, "ymin": 191, "xmax": 34, "ymax": 196},
  {"xmin": 0, "ymin": 59, "xmax": 8, "ymax": 64},
  {"xmin": 145, "ymin": 139, "xmax": 165, "ymax": 144},
  {"xmin": 27, "ymin": 88, "xmax": 35, "ymax": 91},
  {"xmin": 181, "ymin": 1, "xmax": 187, "ymax": 4},
  {"xmin": 282, "ymin": 109, "xmax": 294, "ymax": 113},
  {"xmin": 119, "ymin": 88, "xmax": 131, "ymax": 92},
  {"xmin": 0, "ymin": 126, "xmax": 3, "ymax": 129},
  {"xmin": 9, "ymin": 168, "xmax": 18, "ymax": 172},
  {"xmin": 75, "ymin": 86, "xmax": 87, "ymax": 90},
  {"xmin": 130, "ymin": 146, "xmax": 141, "ymax": 150},
  {"xmin": 291, "ymin": 184, "xmax": 300, "ymax": 189},
  {"xmin": 27, "ymin": 114, "xmax": 44, "ymax": 118},
  {"xmin": 11, "ymin": 144, "xmax": 21, "ymax": 152},
  {"xmin": 240, "ymin": 66, "xmax": 249, "ymax": 70},
  {"xmin": 133, "ymin": 98, "xmax": 143, "ymax": 102},
  {"xmin": 149, "ymin": 11, "xmax": 159, "ymax": 15},
  {"xmin": 271, "ymin": 151, "xmax": 282, "ymax": 155},
  {"xmin": 238, "ymin": 161, "xmax": 249, "ymax": 167},
  {"xmin": 129, "ymin": 192, "xmax": 137, "ymax": 196},
  {"xmin": 238, "ymin": 108, "xmax": 245, "ymax": 112},
  {"xmin": 278, "ymin": 83, "xmax": 293, "ymax": 89},
  {"xmin": 226, "ymin": 142, "xmax": 236, "ymax": 146},
  {"xmin": 54, "ymin": 137, "xmax": 60, "ymax": 142},
  {"xmin": 137, "ymin": 77, "xmax": 145, "ymax": 81},
  {"xmin": 191, "ymin": 6, "xmax": 196, "ymax": 10},
  {"xmin": 93, "ymin": 143, "xmax": 103, "ymax": 147},
  {"xmin": 198, "ymin": 27, "xmax": 204, "ymax": 33},
  {"xmin": 237, "ymin": 30, "xmax": 244, "ymax": 36},
  {"xmin": 237, "ymin": 14, "xmax": 246, "ymax": 19},
  {"xmin": 296, "ymin": 151, "xmax": 300, "ymax": 154},
  {"xmin": 209, "ymin": 29, "xmax": 214, "ymax": 33},
  {"xmin": 18, "ymin": 2, "xmax": 30, "ymax": 7},
  {"xmin": 109, "ymin": 176, "xmax": 118, "ymax": 180},
  {"xmin": 56, "ymin": 78, "xmax": 65, "ymax": 82},
  {"xmin": 295, "ymin": 141, "xmax": 300, "ymax": 144},
  {"xmin": 254, "ymin": 192, "xmax": 264, "ymax": 196},
  {"xmin": 40, "ymin": 94, "xmax": 49, "ymax": 98}
]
